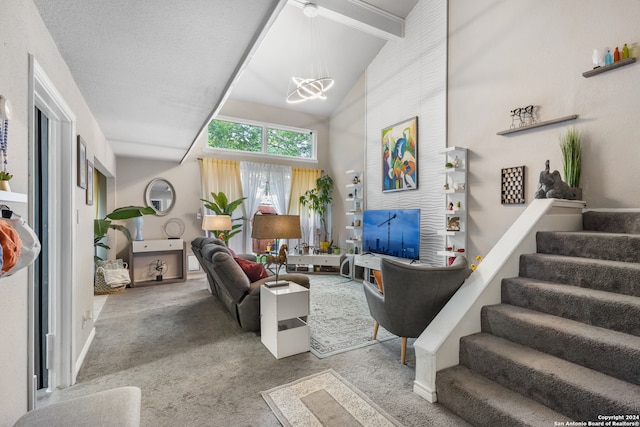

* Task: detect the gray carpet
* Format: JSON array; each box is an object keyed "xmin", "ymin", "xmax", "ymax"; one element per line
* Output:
[{"xmin": 51, "ymin": 275, "xmax": 468, "ymax": 427}]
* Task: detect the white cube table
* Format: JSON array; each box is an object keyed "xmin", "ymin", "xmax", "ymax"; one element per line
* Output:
[{"xmin": 260, "ymin": 282, "xmax": 310, "ymax": 359}]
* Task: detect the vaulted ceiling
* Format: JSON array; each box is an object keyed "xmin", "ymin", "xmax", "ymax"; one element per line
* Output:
[{"xmin": 33, "ymin": 0, "xmax": 418, "ymax": 162}]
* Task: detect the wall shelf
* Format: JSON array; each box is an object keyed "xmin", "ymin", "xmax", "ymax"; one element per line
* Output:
[
  {"xmin": 0, "ymin": 191, "xmax": 27, "ymax": 203},
  {"xmin": 497, "ymin": 115, "xmax": 578, "ymax": 135},
  {"xmin": 582, "ymin": 57, "xmax": 636, "ymax": 78}
]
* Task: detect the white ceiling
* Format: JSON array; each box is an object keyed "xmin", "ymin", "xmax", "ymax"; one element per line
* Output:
[{"xmin": 32, "ymin": 0, "xmax": 418, "ymax": 162}]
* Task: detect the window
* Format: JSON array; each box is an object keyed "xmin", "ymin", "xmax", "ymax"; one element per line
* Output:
[{"xmin": 207, "ymin": 117, "xmax": 315, "ymax": 160}]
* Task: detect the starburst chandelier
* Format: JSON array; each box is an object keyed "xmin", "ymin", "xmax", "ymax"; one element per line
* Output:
[{"xmin": 286, "ymin": 3, "xmax": 335, "ymax": 103}]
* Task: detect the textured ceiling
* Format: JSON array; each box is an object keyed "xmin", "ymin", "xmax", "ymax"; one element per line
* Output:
[{"xmin": 33, "ymin": 0, "xmax": 418, "ymax": 162}]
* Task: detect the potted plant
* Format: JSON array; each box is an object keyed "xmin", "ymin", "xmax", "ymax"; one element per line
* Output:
[
  {"xmin": 0, "ymin": 171, "xmax": 12, "ymax": 192},
  {"xmin": 94, "ymin": 205, "xmax": 156, "ymax": 262},
  {"xmin": 201, "ymin": 191, "xmax": 246, "ymax": 244},
  {"xmin": 560, "ymin": 127, "xmax": 582, "ymax": 199},
  {"xmin": 300, "ymin": 174, "xmax": 334, "ymax": 252}
]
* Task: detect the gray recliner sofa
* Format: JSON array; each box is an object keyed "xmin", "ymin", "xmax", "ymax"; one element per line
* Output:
[{"xmin": 191, "ymin": 237, "xmax": 310, "ymax": 332}]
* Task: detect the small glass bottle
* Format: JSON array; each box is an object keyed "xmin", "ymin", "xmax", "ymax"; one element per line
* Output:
[
  {"xmin": 614, "ymin": 47, "xmax": 620, "ymax": 62},
  {"xmin": 605, "ymin": 49, "xmax": 613, "ymax": 65},
  {"xmin": 622, "ymin": 43, "xmax": 630, "ymax": 59}
]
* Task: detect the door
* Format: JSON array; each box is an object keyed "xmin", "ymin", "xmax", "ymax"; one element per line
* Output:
[{"xmin": 33, "ymin": 107, "xmax": 49, "ymax": 390}]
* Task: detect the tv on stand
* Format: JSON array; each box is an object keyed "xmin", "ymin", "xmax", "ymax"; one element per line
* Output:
[{"xmin": 362, "ymin": 209, "xmax": 420, "ymax": 261}]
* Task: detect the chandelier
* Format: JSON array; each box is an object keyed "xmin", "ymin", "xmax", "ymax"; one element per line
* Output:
[{"xmin": 286, "ymin": 3, "xmax": 335, "ymax": 103}]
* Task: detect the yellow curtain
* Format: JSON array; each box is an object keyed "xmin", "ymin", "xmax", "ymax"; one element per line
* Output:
[
  {"xmin": 289, "ymin": 167, "xmax": 322, "ymax": 246},
  {"xmin": 289, "ymin": 167, "xmax": 321, "ymax": 214},
  {"xmin": 199, "ymin": 158, "xmax": 244, "ymax": 210}
]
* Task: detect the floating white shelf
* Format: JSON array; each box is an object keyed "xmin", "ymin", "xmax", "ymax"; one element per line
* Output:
[{"xmin": 0, "ymin": 191, "xmax": 27, "ymax": 203}]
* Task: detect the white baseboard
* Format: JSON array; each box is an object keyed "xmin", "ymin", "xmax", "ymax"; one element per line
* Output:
[{"xmin": 74, "ymin": 327, "xmax": 95, "ymax": 381}]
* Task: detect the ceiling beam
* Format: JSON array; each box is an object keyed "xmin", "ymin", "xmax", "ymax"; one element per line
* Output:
[{"xmin": 288, "ymin": 0, "xmax": 405, "ymax": 41}]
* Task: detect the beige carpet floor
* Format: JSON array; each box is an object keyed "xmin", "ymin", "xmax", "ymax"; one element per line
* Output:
[{"xmin": 48, "ymin": 276, "xmax": 469, "ymax": 427}]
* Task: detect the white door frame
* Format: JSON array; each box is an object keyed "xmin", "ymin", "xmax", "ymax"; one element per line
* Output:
[{"xmin": 28, "ymin": 56, "xmax": 76, "ymax": 406}]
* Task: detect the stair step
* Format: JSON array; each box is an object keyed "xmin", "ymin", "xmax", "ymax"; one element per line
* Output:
[
  {"xmin": 518, "ymin": 253, "xmax": 640, "ymax": 297},
  {"xmin": 459, "ymin": 333, "xmax": 640, "ymax": 421},
  {"xmin": 481, "ymin": 304, "xmax": 640, "ymax": 384},
  {"xmin": 436, "ymin": 365, "xmax": 564, "ymax": 427},
  {"xmin": 536, "ymin": 231, "xmax": 640, "ymax": 263},
  {"xmin": 583, "ymin": 211, "xmax": 640, "ymax": 234},
  {"xmin": 502, "ymin": 276, "xmax": 640, "ymax": 335}
]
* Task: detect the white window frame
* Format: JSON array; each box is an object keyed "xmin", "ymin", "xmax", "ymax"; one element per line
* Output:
[{"xmin": 204, "ymin": 115, "xmax": 317, "ymax": 162}]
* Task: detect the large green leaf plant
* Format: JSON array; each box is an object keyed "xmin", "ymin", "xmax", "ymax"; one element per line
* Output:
[
  {"xmin": 201, "ymin": 192, "xmax": 247, "ymax": 243},
  {"xmin": 299, "ymin": 174, "xmax": 334, "ymax": 242},
  {"xmin": 94, "ymin": 206, "xmax": 156, "ymax": 261}
]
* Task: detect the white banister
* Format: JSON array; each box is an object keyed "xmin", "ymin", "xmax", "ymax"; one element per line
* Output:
[{"xmin": 413, "ymin": 198, "xmax": 586, "ymax": 402}]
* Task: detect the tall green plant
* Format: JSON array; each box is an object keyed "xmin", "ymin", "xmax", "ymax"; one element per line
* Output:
[
  {"xmin": 300, "ymin": 174, "xmax": 334, "ymax": 241},
  {"xmin": 560, "ymin": 127, "xmax": 582, "ymax": 188},
  {"xmin": 94, "ymin": 206, "xmax": 156, "ymax": 261},
  {"xmin": 201, "ymin": 191, "xmax": 246, "ymax": 243}
]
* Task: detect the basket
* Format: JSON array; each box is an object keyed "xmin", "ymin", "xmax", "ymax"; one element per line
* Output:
[{"xmin": 94, "ymin": 259, "xmax": 130, "ymax": 295}]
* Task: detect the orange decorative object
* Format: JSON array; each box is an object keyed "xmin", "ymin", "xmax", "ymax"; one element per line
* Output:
[
  {"xmin": 0, "ymin": 221, "xmax": 21, "ymax": 272},
  {"xmin": 614, "ymin": 47, "xmax": 621, "ymax": 62}
]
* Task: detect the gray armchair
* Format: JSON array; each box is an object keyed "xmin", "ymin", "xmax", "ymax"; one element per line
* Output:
[{"xmin": 363, "ymin": 256, "xmax": 468, "ymax": 364}]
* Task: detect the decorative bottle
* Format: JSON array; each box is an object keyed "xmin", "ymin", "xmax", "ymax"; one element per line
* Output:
[
  {"xmin": 605, "ymin": 49, "xmax": 613, "ymax": 65},
  {"xmin": 622, "ymin": 44, "xmax": 630, "ymax": 59},
  {"xmin": 613, "ymin": 47, "xmax": 620, "ymax": 62}
]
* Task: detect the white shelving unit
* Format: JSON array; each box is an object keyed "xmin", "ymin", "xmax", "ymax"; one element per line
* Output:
[
  {"xmin": 437, "ymin": 147, "xmax": 468, "ymax": 264},
  {"xmin": 345, "ymin": 170, "xmax": 363, "ymax": 255}
]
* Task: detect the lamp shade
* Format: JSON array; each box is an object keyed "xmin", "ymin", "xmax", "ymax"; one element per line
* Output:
[
  {"xmin": 201, "ymin": 215, "xmax": 232, "ymax": 231},
  {"xmin": 251, "ymin": 215, "xmax": 301, "ymax": 240}
]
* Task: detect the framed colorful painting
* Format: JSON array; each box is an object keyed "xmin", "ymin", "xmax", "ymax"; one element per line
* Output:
[{"xmin": 382, "ymin": 116, "xmax": 418, "ymax": 192}]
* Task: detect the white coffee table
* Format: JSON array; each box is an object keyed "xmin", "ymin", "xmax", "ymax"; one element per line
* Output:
[{"xmin": 260, "ymin": 282, "xmax": 310, "ymax": 359}]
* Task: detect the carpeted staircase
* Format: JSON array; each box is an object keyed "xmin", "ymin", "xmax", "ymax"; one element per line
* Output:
[{"xmin": 436, "ymin": 211, "xmax": 640, "ymax": 425}]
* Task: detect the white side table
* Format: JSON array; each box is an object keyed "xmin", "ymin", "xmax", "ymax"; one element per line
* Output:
[{"xmin": 260, "ymin": 282, "xmax": 310, "ymax": 359}]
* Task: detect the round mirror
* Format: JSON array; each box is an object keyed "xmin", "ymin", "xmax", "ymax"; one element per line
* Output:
[{"xmin": 145, "ymin": 178, "xmax": 175, "ymax": 216}]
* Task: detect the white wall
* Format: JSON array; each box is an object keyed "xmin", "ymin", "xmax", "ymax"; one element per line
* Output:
[
  {"xmin": 365, "ymin": 0, "xmax": 447, "ymax": 265},
  {"xmin": 448, "ymin": 0, "xmax": 640, "ymax": 259},
  {"xmin": 1, "ymin": 0, "xmax": 116, "ymax": 424},
  {"xmin": 329, "ymin": 73, "xmax": 366, "ymax": 250}
]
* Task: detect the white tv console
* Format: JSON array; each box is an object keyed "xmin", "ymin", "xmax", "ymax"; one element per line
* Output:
[{"xmin": 354, "ymin": 253, "xmax": 425, "ymax": 281}]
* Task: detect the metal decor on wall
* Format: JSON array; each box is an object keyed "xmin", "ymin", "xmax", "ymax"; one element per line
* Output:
[{"xmin": 501, "ymin": 166, "xmax": 525, "ymax": 204}]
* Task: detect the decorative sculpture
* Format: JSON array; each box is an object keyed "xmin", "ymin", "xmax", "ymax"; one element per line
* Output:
[{"xmin": 534, "ymin": 160, "xmax": 577, "ymax": 200}]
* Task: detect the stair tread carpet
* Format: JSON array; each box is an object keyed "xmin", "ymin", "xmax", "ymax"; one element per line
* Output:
[
  {"xmin": 583, "ymin": 211, "xmax": 640, "ymax": 234},
  {"xmin": 435, "ymin": 364, "xmax": 564, "ymax": 427},
  {"xmin": 502, "ymin": 276, "xmax": 640, "ymax": 335},
  {"xmin": 518, "ymin": 253, "xmax": 640, "ymax": 297},
  {"xmin": 459, "ymin": 333, "xmax": 640, "ymax": 420},
  {"xmin": 536, "ymin": 231, "xmax": 640, "ymax": 263},
  {"xmin": 481, "ymin": 303, "xmax": 640, "ymax": 384}
]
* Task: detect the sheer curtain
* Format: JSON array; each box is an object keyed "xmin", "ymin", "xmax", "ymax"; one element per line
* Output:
[
  {"xmin": 199, "ymin": 158, "xmax": 244, "ymax": 249},
  {"xmin": 289, "ymin": 167, "xmax": 322, "ymax": 248},
  {"xmin": 239, "ymin": 162, "xmax": 292, "ymax": 252}
]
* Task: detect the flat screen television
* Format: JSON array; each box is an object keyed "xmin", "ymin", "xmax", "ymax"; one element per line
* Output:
[{"xmin": 362, "ymin": 209, "xmax": 420, "ymax": 260}]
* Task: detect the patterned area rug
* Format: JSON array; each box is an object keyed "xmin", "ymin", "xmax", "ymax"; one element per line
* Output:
[
  {"xmin": 308, "ymin": 275, "xmax": 395, "ymax": 358},
  {"xmin": 261, "ymin": 369, "xmax": 403, "ymax": 427}
]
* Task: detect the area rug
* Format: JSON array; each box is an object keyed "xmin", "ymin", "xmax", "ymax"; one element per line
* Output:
[
  {"xmin": 261, "ymin": 369, "xmax": 403, "ymax": 427},
  {"xmin": 308, "ymin": 275, "xmax": 396, "ymax": 358}
]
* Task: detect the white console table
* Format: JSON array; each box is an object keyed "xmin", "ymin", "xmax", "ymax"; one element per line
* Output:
[
  {"xmin": 129, "ymin": 239, "xmax": 186, "ymax": 286},
  {"xmin": 286, "ymin": 253, "xmax": 341, "ymax": 274},
  {"xmin": 260, "ymin": 282, "xmax": 310, "ymax": 359},
  {"xmin": 355, "ymin": 254, "xmax": 424, "ymax": 282}
]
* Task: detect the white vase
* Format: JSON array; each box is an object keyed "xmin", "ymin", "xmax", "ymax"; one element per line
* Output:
[{"xmin": 134, "ymin": 216, "xmax": 144, "ymax": 241}]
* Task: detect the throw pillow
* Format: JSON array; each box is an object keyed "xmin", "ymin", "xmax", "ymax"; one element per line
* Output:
[{"xmin": 234, "ymin": 257, "xmax": 269, "ymax": 282}]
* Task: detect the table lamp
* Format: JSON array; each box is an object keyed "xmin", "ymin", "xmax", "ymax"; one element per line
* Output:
[
  {"xmin": 251, "ymin": 214, "xmax": 301, "ymax": 287},
  {"xmin": 202, "ymin": 214, "xmax": 233, "ymax": 243}
]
